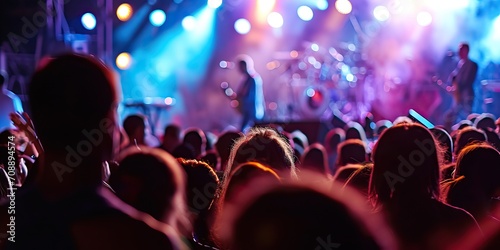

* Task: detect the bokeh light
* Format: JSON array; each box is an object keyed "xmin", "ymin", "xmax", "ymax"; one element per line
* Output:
[
  {"xmin": 116, "ymin": 3, "xmax": 133, "ymax": 22},
  {"xmin": 373, "ymin": 6, "xmax": 390, "ymax": 22},
  {"xmin": 417, "ymin": 11, "xmax": 432, "ymax": 26},
  {"xmin": 116, "ymin": 52, "xmax": 132, "ymax": 70},
  {"xmin": 182, "ymin": 16, "xmax": 196, "ymax": 31},
  {"xmin": 81, "ymin": 13, "xmax": 96, "ymax": 30},
  {"xmin": 267, "ymin": 12, "xmax": 284, "ymax": 28},
  {"xmin": 335, "ymin": 0, "xmax": 352, "ymax": 15},
  {"xmin": 316, "ymin": 0, "xmax": 329, "ymax": 11},
  {"xmin": 207, "ymin": 0, "xmax": 222, "ymax": 9},
  {"xmin": 234, "ymin": 18, "xmax": 251, "ymax": 34},
  {"xmin": 149, "ymin": 9, "xmax": 166, "ymax": 27},
  {"xmin": 297, "ymin": 6, "xmax": 314, "ymax": 21}
]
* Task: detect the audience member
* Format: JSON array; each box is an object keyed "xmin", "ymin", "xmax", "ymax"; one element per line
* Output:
[
  {"xmin": 225, "ymin": 127, "xmax": 296, "ymax": 179},
  {"xmin": 290, "ymin": 130, "xmax": 309, "ymax": 150},
  {"xmin": 109, "ymin": 147, "xmax": 190, "ymax": 235},
  {"xmin": 446, "ymin": 143, "xmax": 500, "ymax": 222},
  {"xmin": 299, "ymin": 143, "xmax": 329, "ymax": 177},
  {"xmin": 454, "ymin": 126, "xmax": 487, "ymax": 157},
  {"xmin": 8, "ymin": 53, "xmax": 184, "ymax": 250},
  {"xmin": 474, "ymin": 113, "xmax": 496, "ymax": 132},
  {"xmin": 199, "ymin": 150, "xmax": 218, "ymax": 171},
  {"xmin": 172, "ymin": 143, "xmax": 197, "ymax": 160},
  {"xmin": 159, "ymin": 124, "xmax": 182, "ymax": 154},
  {"xmin": 221, "ymin": 172, "xmax": 397, "ymax": 250},
  {"xmin": 214, "ymin": 130, "xmax": 242, "ymax": 171},
  {"xmin": 345, "ymin": 121, "xmax": 368, "ymax": 144},
  {"xmin": 369, "ymin": 123, "xmax": 482, "ymax": 249},
  {"xmin": 374, "ymin": 120, "xmax": 393, "ymax": 138},
  {"xmin": 324, "ymin": 128, "xmax": 345, "ymax": 174},
  {"xmin": 214, "ymin": 162, "xmax": 281, "ymax": 249},
  {"xmin": 122, "ymin": 114, "xmax": 147, "ymax": 149},
  {"xmin": 333, "ymin": 164, "xmax": 363, "ymax": 184},
  {"xmin": 430, "ymin": 127, "xmax": 453, "ymax": 164},
  {"xmin": 343, "ymin": 163, "xmax": 372, "ymax": 198},
  {"xmin": 335, "ymin": 139, "xmax": 367, "ymax": 169},
  {"xmin": 183, "ymin": 128, "xmax": 207, "ymax": 159},
  {"xmin": 177, "ymin": 158, "xmax": 219, "ymax": 249}
]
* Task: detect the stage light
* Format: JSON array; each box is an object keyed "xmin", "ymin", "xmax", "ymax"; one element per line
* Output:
[
  {"xmin": 316, "ymin": 0, "xmax": 329, "ymax": 10},
  {"xmin": 311, "ymin": 43, "xmax": 319, "ymax": 51},
  {"xmin": 81, "ymin": 13, "xmax": 96, "ymax": 30},
  {"xmin": 182, "ymin": 16, "xmax": 196, "ymax": 31},
  {"xmin": 164, "ymin": 97, "xmax": 175, "ymax": 105},
  {"xmin": 207, "ymin": 0, "xmax": 222, "ymax": 9},
  {"xmin": 417, "ymin": 11, "xmax": 432, "ymax": 26},
  {"xmin": 335, "ymin": 0, "xmax": 352, "ymax": 15},
  {"xmin": 297, "ymin": 6, "xmax": 314, "ymax": 21},
  {"xmin": 373, "ymin": 5, "xmax": 390, "ymax": 22},
  {"xmin": 267, "ymin": 12, "xmax": 283, "ymax": 28},
  {"xmin": 257, "ymin": 0, "xmax": 276, "ymax": 15},
  {"xmin": 149, "ymin": 9, "xmax": 166, "ymax": 27},
  {"xmin": 306, "ymin": 88, "xmax": 316, "ymax": 97},
  {"xmin": 234, "ymin": 18, "xmax": 251, "ymax": 34},
  {"xmin": 306, "ymin": 88, "xmax": 324, "ymax": 109},
  {"xmin": 116, "ymin": 52, "xmax": 132, "ymax": 70},
  {"xmin": 117, "ymin": 3, "xmax": 133, "ymax": 21}
]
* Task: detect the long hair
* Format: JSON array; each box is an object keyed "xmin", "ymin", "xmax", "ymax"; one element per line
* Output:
[
  {"xmin": 369, "ymin": 123, "xmax": 443, "ymax": 207},
  {"xmin": 225, "ymin": 127, "xmax": 296, "ymax": 181}
]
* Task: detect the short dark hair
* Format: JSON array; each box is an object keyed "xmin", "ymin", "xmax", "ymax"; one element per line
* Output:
[{"xmin": 28, "ymin": 53, "xmax": 117, "ymax": 150}]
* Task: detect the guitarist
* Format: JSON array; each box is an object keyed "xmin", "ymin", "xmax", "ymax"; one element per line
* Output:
[
  {"xmin": 447, "ymin": 43, "xmax": 478, "ymax": 122},
  {"xmin": 236, "ymin": 55, "xmax": 265, "ymax": 131}
]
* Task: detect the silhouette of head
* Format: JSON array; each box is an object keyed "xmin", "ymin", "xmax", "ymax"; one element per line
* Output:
[
  {"xmin": 336, "ymin": 139, "xmax": 367, "ymax": 167},
  {"xmin": 370, "ymin": 123, "xmax": 441, "ymax": 205},
  {"xmin": 324, "ymin": 128, "xmax": 345, "ymax": 154},
  {"xmin": 29, "ymin": 53, "xmax": 118, "ymax": 156},
  {"xmin": 224, "ymin": 173, "xmax": 394, "ymax": 250},
  {"xmin": 300, "ymin": 143, "xmax": 329, "ymax": 175},
  {"xmin": 458, "ymin": 43, "xmax": 470, "ymax": 60},
  {"xmin": 110, "ymin": 147, "xmax": 187, "ymax": 228},
  {"xmin": 226, "ymin": 127, "xmax": 296, "ymax": 178},
  {"xmin": 183, "ymin": 128, "xmax": 206, "ymax": 158}
]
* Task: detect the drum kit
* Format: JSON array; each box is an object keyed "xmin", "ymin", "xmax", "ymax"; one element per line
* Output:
[{"xmin": 269, "ymin": 42, "xmax": 372, "ymax": 122}]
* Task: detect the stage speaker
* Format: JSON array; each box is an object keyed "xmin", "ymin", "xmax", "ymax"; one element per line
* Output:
[{"xmin": 254, "ymin": 120, "xmax": 332, "ymax": 144}]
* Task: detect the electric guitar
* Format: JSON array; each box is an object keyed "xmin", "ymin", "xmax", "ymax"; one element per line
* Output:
[{"xmin": 432, "ymin": 76, "xmax": 460, "ymax": 102}]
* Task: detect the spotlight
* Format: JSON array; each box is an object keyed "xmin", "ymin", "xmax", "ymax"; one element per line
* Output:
[
  {"xmin": 373, "ymin": 5, "xmax": 390, "ymax": 22},
  {"xmin": 316, "ymin": 0, "xmax": 329, "ymax": 11},
  {"xmin": 267, "ymin": 12, "xmax": 284, "ymax": 28},
  {"xmin": 234, "ymin": 18, "xmax": 251, "ymax": 34},
  {"xmin": 81, "ymin": 13, "xmax": 96, "ymax": 30},
  {"xmin": 417, "ymin": 11, "xmax": 432, "ymax": 26},
  {"xmin": 335, "ymin": 0, "xmax": 352, "ymax": 15},
  {"xmin": 116, "ymin": 52, "xmax": 132, "ymax": 70},
  {"xmin": 207, "ymin": 0, "xmax": 222, "ymax": 9},
  {"xmin": 117, "ymin": 3, "xmax": 133, "ymax": 21},
  {"xmin": 297, "ymin": 6, "xmax": 314, "ymax": 21},
  {"xmin": 149, "ymin": 9, "xmax": 166, "ymax": 27},
  {"xmin": 182, "ymin": 16, "xmax": 196, "ymax": 31}
]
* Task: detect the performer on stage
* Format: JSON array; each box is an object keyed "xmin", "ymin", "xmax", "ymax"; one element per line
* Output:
[
  {"xmin": 449, "ymin": 43, "xmax": 478, "ymax": 119},
  {"xmin": 236, "ymin": 55, "xmax": 265, "ymax": 131}
]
